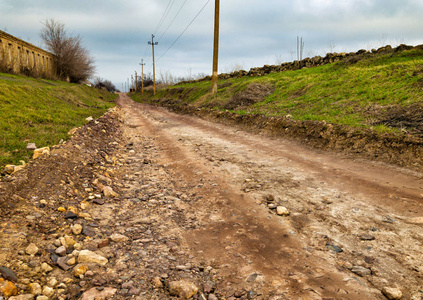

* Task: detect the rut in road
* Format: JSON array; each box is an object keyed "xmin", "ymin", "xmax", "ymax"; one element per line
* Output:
[{"xmin": 118, "ymin": 94, "xmax": 423, "ymax": 299}]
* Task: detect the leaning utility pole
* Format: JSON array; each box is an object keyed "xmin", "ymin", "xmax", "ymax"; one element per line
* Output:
[
  {"xmin": 139, "ymin": 59, "xmax": 146, "ymax": 94},
  {"xmin": 211, "ymin": 0, "xmax": 220, "ymax": 94},
  {"xmin": 148, "ymin": 34, "xmax": 158, "ymax": 95}
]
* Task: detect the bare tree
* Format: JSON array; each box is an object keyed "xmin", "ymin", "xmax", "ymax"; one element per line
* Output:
[
  {"xmin": 93, "ymin": 77, "xmax": 117, "ymax": 92},
  {"xmin": 288, "ymin": 49, "xmax": 296, "ymax": 61},
  {"xmin": 225, "ymin": 63, "xmax": 244, "ymax": 73},
  {"xmin": 328, "ymin": 40, "xmax": 336, "ymax": 53},
  {"xmin": 41, "ymin": 19, "xmax": 95, "ymax": 83},
  {"xmin": 378, "ymin": 33, "xmax": 388, "ymax": 47},
  {"xmin": 186, "ymin": 68, "xmax": 193, "ymax": 81},
  {"xmin": 159, "ymin": 70, "xmax": 174, "ymax": 86},
  {"xmin": 275, "ymin": 54, "xmax": 283, "ymax": 65}
]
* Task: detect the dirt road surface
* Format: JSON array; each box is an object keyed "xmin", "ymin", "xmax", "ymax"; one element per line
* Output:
[{"xmin": 1, "ymin": 93, "xmax": 422, "ymax": 300}]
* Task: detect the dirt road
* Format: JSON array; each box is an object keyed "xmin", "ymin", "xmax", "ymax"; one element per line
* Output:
[
  {"xmin": 0, "ymin": 93, "xmax": 422, "ymax": 300},
  {"xmin": 117, "ymin": 94, "xmax": 423, "ymax": 299}
]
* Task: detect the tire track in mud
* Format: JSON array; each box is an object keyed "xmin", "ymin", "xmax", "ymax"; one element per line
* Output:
[{"xmin": 120, "ymin": 94, "xmax": 408, "ymax": 299}]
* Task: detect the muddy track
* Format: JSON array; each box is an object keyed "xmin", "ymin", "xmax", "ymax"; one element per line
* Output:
[
  {"xmin": 117, "ymin": 94, "xmax": 423, "ymax": 299},
  {"xmin": 148, "ymin": 97, "xmax": 423, "ymax": 172},
  {"xmin": 0, "ymin": 93, "xmax": 421, "ymax": 300}
]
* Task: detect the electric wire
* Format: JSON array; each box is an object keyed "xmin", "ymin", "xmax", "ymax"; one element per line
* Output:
[
  {"xmin": 157, "ymin": 0, "xmax": 211, "ymax": 62},
  {"xmin": 154, "ymin": 0, "xmax": 176, "ymax": 36},
  {"xmin": 158, "ymin": 0, "xmax": 189, "ymax": 42}
]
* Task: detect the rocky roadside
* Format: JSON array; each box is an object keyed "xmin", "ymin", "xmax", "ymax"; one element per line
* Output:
[
  {"xmin": 0, "ymin": 107, "xmax": 232, "ymax": 300},
  {"xmin": 1, "ymin": 96, "xmax": 423, "ymax": 300}
]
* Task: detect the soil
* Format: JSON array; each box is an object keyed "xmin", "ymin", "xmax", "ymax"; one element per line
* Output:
[
  {"xmin": 223, "ymin": 83, "xmax": 274, "ymax": 110},
  {"xmin": 148, "ymin": 96, "xmax": 423, "ymax": 172},
  {"xmin": 0, "ymin": 93, "xmax": 422, "ymax": 300},
  {"xmin": 370, "ymin": 102, "xmax": 423, "ymax": 138}
]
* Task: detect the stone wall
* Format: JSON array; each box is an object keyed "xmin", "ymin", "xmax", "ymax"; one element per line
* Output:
[
  {"xmin": 179, "ymin": 44, "xmax": 422, "ymax": 84},
  {"xmin": 0, "ymin": 30, "xmax": 55, "ymax": 78}
]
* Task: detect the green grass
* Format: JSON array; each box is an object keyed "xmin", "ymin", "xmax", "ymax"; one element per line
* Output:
[
  {"xmin": 0, "ymin": 73, "xmax": 117, "ymax": 168},
  {"xmin": 130, "ymin": 48, "xmax": 423, "ymax": 136}
]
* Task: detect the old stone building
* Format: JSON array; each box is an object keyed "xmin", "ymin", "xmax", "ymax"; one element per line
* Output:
[{"xmin": 0, "ymin": 30, "xmax": 55, "ymax": 78}]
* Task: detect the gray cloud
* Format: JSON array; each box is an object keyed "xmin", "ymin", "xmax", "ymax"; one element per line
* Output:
[{"xmin": 1, "ymin": 0, "xmax": 422, "ymax": 88}]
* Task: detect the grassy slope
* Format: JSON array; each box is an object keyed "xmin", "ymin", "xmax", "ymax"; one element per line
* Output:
[
  {"xmin": 130, "ymin": 48, "xmax": 423, "ymax": 136},
  {"xmin": 0, "ymin": 73, "xmax": 117, "ymax": 168}
]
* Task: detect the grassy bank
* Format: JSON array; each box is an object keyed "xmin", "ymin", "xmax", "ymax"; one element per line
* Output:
[
  {"xmin": 0, "ymin": 73, "xmax": 117, "ymax": 168},
  {"xmin": 130, "ymin": 48, "xmax": 423, "ymax": 138}
]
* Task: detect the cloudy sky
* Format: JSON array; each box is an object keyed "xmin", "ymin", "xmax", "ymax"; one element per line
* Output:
[{"xmin": 1, "ymin": 0, "xmax": 423, "ymax": 89}]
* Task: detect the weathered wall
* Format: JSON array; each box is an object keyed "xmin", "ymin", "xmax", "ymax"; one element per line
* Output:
[
  {"xmin": 179, "ymin": 44, "xmax": 423, "ymax": 84},
  {"xmin": 0, "ymin": 30, "xmax": 55, "ymax": 78}
]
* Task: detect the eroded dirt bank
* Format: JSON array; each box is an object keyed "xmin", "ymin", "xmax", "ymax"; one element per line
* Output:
[
  {"xmin": 0, "ymin": 93, "xmax": 422, "ymax": 300},
  {"xmin": 144, "ymin": 97, "xmax": 423, "ymax": 172}
]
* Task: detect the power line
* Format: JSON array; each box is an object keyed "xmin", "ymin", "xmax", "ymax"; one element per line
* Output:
[
  {"xmin": 154, "ymin": 0, "xmax": 176, "ymax": 36},
  {"xmin": 157, "ymin": 0, "xmax": 211, "ymax": 62},
  {"xmin": 158, "ymin": 0, "xmax": 189, "ymax": 42}
]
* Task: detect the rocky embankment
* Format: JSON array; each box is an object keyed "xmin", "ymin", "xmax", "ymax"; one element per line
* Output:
[
  {"xmin": 179, "ymin": 44, "xmax": 422, "ymax": 83},
  {"xmin": 0, "ymin": 109, "xmax": 221, "ymax": 299}
]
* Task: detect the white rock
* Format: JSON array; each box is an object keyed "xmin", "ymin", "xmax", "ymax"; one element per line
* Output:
[
  {"xmin": 71, "ymin": 224, "xmax": 83, "ymax": 235},
  {"xmin": 78, "ymin": 250, "xmax": 108, "ymax": 266},
  {"xmin": 407, "ymin": 217, "xmax": 423, "ymax": 225},
  {"xmin": 36, "ymin": 296, "xmax": 49, "ymax": 300},
  {"xmin": 26, "ymin": 143, "xmax": 37, "ymax": 150},
  {"xmin": 42, "ymin": 286, "xmax": 54, "ymax": 297},
  {"xmin": 29, "ymin": 282, "xmax": 42, "ymax": 295},
  {"xmin": 276, "ymin": 206, "xmax": 290, "ymax": 216},
  {"xmin": 25, "ymin": 243, "xmax": 39, "ymax": 256},
  {"xmin": 41, "ymin": 263, "xmax": 53, "ymax": 273},
  {"xmin": 74, "ymin": 243, "xmax": 82, "ymax": 251},
  {"xmin": 55, "ymin": 246, "xmax": 67, "ymax": 256},
  {"xmin": 67, "ymin": 127, "xmax": 79, "ymax": 136},
  {"xmin": 102, "ymin": 186, "xmax": 118, "ymax": 197},
  {"xmin": 4, "ymin": 164, "xmax": 16, "ymax": 174},
  {"xmin": 110, "ymin": 233, "xmax": 129, "ymax": 243},
  {"xmin": 79, "ymin": 287, "xmax": 117, "ymax": 300},
  {"xmin": 168, "ymin": 280, "xmax": 198, "ymax": 299},
  {"xmin": 382, "ymin": 287, "xmax": 403, "ymax": 300},
  {"xmin": 13, "ymin": 161, "xmax": 26, "ymax": 173},
  {"xmin": 47, "ymin": 278, "xmax": 58, "ymax": 288},
  {"xmin": 33, "ymin": 147, "xmax": 50, "ymax": 159},
  {"xmin": 85, "ymin": 116, "xmax": 94, "ymax": 122},
  {"xmin": 8, "ymin": 295, "xmax": 35, "ymax": 300}
]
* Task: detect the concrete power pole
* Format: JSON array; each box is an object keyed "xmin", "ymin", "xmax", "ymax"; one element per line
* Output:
[
  {"xmin": 148, "ymin": 34, "xmax": 158, "ymax": 95},
  {"xmin": 211, "ymin": 0, "xmax": 220, "ymax": 94},
  {"xmin": 139, "ymin": 59, "xmax": 146, "ymax": 94}
]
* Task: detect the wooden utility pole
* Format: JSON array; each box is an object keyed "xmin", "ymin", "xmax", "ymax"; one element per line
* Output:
[
  {"xmin": 148, "ymin": 34, "xmax": 158, "ymax": 95},
  {"xmin": 134, "ymin": 71, "xmax": 138, "ymax": 92},
  {"xmin": 139, "ymin": 59, "xmax": 146, "ymax": 94},
  {"xmin": 211, "ymin": 0, "xmax": 220, "ymax": 94}
]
